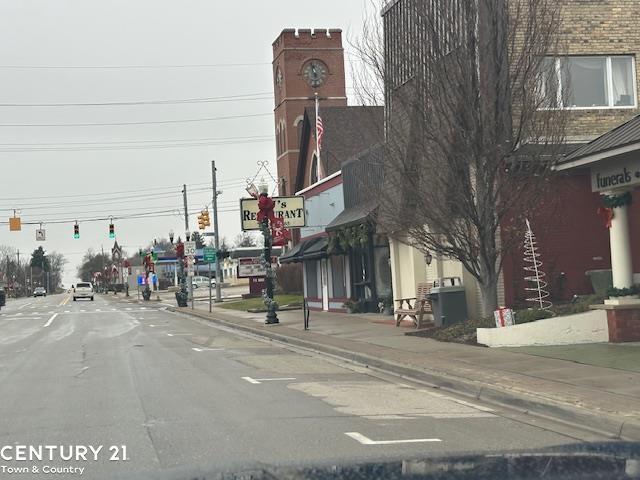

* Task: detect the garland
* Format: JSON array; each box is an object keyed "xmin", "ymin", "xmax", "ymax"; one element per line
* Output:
[
  {"xmin": 602, "ymin": 192, "xmax": 632, "ymax": 209},
  {"xmin": 327, "ymin": 224, "xmax": 371, "ymax": 254},
  {"xmin": 607, "ymin": 285, "xmax": 639, "ymax": 297}
]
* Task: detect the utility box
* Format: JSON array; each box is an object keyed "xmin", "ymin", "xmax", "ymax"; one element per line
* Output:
[{"xmin": 429, "ymin": 277, "xmax": 468, "ymax": 327}]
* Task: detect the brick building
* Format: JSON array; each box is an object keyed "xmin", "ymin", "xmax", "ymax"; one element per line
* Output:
[
  {"xmin": 382, "ymin": 0, "xmax": 640, "ymax": 316},
  {"xmin": 272, "ymin": 28, "xmax": 347, "ymax": 196}
]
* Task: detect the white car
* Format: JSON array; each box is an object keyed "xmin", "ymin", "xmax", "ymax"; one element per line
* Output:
[
  {"xmin": 191, "ymin": 276, "xmax": 216, "ymax": 289},
  {"xmin": 73, "ymin": 282, "xmax": 94, "ymax": 301}
]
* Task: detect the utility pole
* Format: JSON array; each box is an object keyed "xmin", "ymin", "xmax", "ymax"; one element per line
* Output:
[
  {"xmin": 16, "ymin": 250, "xmax": 20, "ymax": 297},
  {"xmin": 212, "ymin": 161, "xmax": 222, "ymax": 303},
  {"xmin": 182, "ymin": 184, "xmax": 193, "ymax": 307}
]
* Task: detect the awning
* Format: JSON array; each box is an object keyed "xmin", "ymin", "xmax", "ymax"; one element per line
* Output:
[
  {"xmin": 279, "ymin": 241, "xmax": 306, "ymax": 264},
  {"xmin": 279, "ymin": 237, "xmax": 329, "ymax": 264},
  {"xmin": 300, "ymin": 237, "xmax": 328, "ymax": 261},
  {"xmin": 326, "ymin": 204, "xmax": 376, "ymax": 231}
]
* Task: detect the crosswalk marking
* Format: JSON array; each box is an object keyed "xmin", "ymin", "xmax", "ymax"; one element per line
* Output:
[{"xmin": 345, "ymin": 432, "xmax": 442, "ymax": 445}]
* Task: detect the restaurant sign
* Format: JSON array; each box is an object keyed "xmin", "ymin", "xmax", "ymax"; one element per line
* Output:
[
  {"xmin": 591, "ymin": 157, "xmax": 640, "ymax": 193},
  {"xmin": 240, "ymin": 196, "xmax": 306, "ymax": 231}
]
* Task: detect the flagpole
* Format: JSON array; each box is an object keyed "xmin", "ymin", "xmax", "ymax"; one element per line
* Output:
[{"xmin": 315, "ymin": 92, "xmax": 321, "ymax": 181}]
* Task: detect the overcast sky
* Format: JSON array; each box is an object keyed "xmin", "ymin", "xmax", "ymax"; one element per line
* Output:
[{"xmin": 0, "ymin": 0, "xmax": 372, "ymax": 285}]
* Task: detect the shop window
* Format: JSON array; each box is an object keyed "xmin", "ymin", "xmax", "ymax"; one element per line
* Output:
[
  {"xmin": 331, "ymin": 256, "xmax": 347, "ymax": 298},
  {"xmin": 305, "ymin": 261, "xmax": 319, "ymax": 298}
]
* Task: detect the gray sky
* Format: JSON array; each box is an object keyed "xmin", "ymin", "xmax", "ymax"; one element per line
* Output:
[{"xmin": 0, "ymin": 0, "xmax": 371, "ymax": 285}]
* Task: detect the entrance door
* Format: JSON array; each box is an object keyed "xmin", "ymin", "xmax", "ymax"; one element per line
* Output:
[{"xmin": 321, "ymin": 259, "xmax": 329, "ymax": 311}]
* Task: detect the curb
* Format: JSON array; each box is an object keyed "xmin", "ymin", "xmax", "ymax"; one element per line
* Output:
[{"xmin": 168, "ymin": 305, "xmax": 640, "ymax": 442}]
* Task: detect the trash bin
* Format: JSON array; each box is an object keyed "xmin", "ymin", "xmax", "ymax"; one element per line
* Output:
[
  {"xmin": 429, "ymin": 277, "xmax": 468, "ymax": 327},
  {"xmin": 585, "ymin": 269, "xmax": 612, "ymax": 297}
]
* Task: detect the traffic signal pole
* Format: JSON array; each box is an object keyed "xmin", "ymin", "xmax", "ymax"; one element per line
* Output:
[{"xmin": 211, "ymin": 161, "xmax": 222, "ymax": 303}]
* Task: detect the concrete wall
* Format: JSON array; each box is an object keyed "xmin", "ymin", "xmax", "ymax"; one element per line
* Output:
[{"xmin": 477, "ymin": 309, "xmax": 609, "ymax": 347}]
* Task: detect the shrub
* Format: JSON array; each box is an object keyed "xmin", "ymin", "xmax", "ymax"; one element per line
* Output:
[
  {"xmin": 554, "ymin": 294, "xmax": 605, "ymax": 316},
  {"xmin": 275, "ymin": 264, "xmax": 303, "ymax": 294},
  {"xmin": 607, "ymin": 285, "xmax": 640, "ymax": 297},
  {"xmin": 514, "ymin": 308, "xmax": 554, "ymax": 324}
]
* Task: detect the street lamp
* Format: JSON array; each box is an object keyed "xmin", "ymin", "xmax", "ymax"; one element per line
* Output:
[
  {"xmin": 169, "ymin": 229, "xmax": 175, "ymax": 244},
  {"xmin": 257, "ymin": 179, "xmax": 279, "ymax": 324},
  {"xmin": 424, "ymin": 251, "xmax": 433, "ymax": 266}
]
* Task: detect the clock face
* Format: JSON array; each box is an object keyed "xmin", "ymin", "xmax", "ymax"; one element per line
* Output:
[
  {"xmin": 302, "ymin": 60, "xmax": 328, "ymax": 87},
  {"xmin": 275, "ymin": 67, "xmax": 283, "ymax": 89}
]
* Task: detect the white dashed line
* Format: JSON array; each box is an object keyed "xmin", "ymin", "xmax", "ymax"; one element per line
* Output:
[
  {"xmin": 192, "ymin": 347, "xmax": 224, "ymax": 352},
  {"xmin": 241, "ymin": 376, "xmax": 296, "ymax": 384},
  {"xmin": 344, "ymin": 432, "xmax": 441, "ymax": 445},
  {"xmin": 44, "ymin": 313, "xmax": 58, "ymax": 327}
]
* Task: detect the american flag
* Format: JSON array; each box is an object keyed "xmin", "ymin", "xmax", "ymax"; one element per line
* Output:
[{"xmin": 316, "ymin": 112, "xmax": 324, "ymax": 152}]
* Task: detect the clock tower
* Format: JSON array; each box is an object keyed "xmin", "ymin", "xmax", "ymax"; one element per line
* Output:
[{"xmin": 272, "ymin": 28, "xmax": 347, "ymax": 195}]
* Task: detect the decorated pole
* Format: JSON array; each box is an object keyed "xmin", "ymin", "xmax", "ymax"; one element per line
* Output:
[{"xmin": 257, "ymin": 182, "xmax": 279, "ymax": 324}]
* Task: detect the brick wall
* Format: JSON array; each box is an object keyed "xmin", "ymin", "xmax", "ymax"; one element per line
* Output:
[{"xmin": 559, "ymin": 0, "xmax": 640, "ymax": 137}]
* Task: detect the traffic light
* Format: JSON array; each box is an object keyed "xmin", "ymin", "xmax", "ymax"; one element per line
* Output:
[
  {"xmin": 202, "ymin": 209, "xmax": 211, "ymax": 227},
  {"xmin": 198, "ymin": 212, "xmax": 206, "ymax": 230},
  {"xmin": 109, "ymin": 223, "xmax": 115, "ymax": 239},
  {"xmin": 73, "ymin": 222, "xmax": 80, "ymax": 239}
]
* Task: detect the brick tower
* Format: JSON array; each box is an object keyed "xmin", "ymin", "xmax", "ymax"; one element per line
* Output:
[{"xmin": 272, "ymin": 28, "xmax": 347, "ymax": 196}]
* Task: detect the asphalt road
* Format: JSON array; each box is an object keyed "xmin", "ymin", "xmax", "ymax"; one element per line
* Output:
[{"xmin": 0, "ymin": 294, "xmax": 594, "ymax": 479}]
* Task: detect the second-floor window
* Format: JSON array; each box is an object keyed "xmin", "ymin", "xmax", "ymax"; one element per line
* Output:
[{"xmin": 542, "ymin": 55, "xmax": 636, "ymax": 109}]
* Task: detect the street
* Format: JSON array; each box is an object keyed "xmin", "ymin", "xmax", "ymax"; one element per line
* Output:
[{"xmin": 0, "ymin": 294, "xmax": 588, "ymax": 479}]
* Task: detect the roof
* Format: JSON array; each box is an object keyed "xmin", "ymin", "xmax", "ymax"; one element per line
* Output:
[
  {"xmin": 295, "ymin": 106, "xmax": 384, "ymax": 192},
  {"xmin": 560, "ymin": 115, "xmax": 640, "ymax": 167},
  {"xmin": 230, "ymin": 247, "xmax": 282, "ymax": 259},
  {"xmin": 326, "ymin": 203, "xmax": 376, "ymax": 231}
]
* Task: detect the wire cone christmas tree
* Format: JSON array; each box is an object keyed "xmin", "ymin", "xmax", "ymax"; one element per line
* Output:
[{"xmin": 523, "ymin": 219, "xmax": 553, "ymax": 313}]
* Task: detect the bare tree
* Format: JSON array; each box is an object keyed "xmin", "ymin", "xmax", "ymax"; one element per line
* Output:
[{"xmin": 351, "ymin": 0, "xmax": 567, "ymax": 317}]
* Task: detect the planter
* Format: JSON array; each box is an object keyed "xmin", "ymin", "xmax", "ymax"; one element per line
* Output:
[{"xmin": 175, "ymin": 291, "xmax": 188, "ymax": 307}]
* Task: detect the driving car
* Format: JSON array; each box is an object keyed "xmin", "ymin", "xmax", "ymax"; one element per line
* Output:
[
  {"xmin": 33, "ymin": 286, "xmax": 47, "ymax": 297},
  {"xmin": 73, "ymin": 282, "xmax": 94, "ymax": 301},
  {"xmin": 191, "ymin": 276, "xmax": 216, "ymax": 289}
]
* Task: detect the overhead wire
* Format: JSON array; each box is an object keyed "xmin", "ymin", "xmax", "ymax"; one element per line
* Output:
[{"xmin": 0, "ymin": 112, "xmax": 274, "ymax": 127}]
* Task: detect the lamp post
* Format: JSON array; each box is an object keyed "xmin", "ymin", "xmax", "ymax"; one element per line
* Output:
[{"xmin": 258, "ymin": 180, "xmax": 279, "ymax": 324}]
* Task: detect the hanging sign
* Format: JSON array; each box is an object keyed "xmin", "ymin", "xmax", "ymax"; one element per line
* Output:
[
  {"xmin": 36, "ymin": 229, "xmax": 46, "ymax": 241},
  {"xmin": 240, "ymin": 196, "xmax": 306, "ymax": 231}
]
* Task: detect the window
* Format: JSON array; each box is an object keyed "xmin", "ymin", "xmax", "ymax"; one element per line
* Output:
[
  {"xmin": 305, "ymin": 261, "xmax": 319, "ymax": 298},
  {"xmin": 330, "ymin": 256, "xmax": 347, "ymax": 298},
  {"xmin": 542, "ymin": 56, "xmax": 636, "ymax": 108}
]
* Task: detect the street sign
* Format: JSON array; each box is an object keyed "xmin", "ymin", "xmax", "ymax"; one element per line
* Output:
[
  {"xmin": 240, "ymin": 196, "xmax": 306, "ymax": 231},
  {"xmin": 202, "ymin": 232, "xmax": 216, "ymax": 237},
  {"xmin": 203, "ymin": 247, "xmax": 217, "ymax": 263},
  {"xmin": 35, "ymin": 229, "xmax": 46, "ymax": 241},
  {"xmin": 187, "ymin": 267, "xmax": 195, "ymax": 277},
  {"xmin": 184, "ymin": 241, "xmax": 197, "ymax": 257}
]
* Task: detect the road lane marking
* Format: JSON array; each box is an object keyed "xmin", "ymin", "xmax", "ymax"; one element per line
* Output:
[
  {"xmin": 18, "ymin": 302, "xmax": 33, "ymax": 310},
  {"xmin": 344, "ymin": 432, "xmax": 441, "ymax": 445},
  {"xmin": 58, "ymin": 296, "xmax": 70, "ymax": 306},
  {"xmin": 192, "ymin": 347, "xmax": 224, "ymax": 352},
  {"xmin": 241, "ymin": 376, "xmax": 296, "ymax": 384},
  {"xmin": 167, "ymin": 333, "xmax": 192, "ymax": 337},
  {"xmin": 44, "ymin": 313, "xmax": 58, "ymax": 327}
]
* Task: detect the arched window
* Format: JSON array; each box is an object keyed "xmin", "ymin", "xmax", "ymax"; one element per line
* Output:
[
  {"xmin": 280, "ymin": 122, "xmax": 286, "ymax": 153},
  {"xmin": 310, "ymin": 153, "xmax": 318, "ymax": 185},
  {"xmin": 275, "ymin": 125, "xmax": 281, "ymax": 155}
]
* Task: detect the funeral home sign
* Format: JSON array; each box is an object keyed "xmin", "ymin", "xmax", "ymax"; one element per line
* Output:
[{"xmin": 591, "ymin": 156, "xmax": 640, "ymax": 193}]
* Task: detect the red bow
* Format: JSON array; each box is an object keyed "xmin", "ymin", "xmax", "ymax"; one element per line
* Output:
[
  {"xmin": 257, "ymin": 194, "xmax": 275, "ymax": 223},
  {"xmin": 597, "ymin": 207, "xmax": 614, "ymax": 229}
]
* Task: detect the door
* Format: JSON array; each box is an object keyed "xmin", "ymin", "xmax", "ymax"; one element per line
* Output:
[{"xmin": 321, "ymin": 259, "xmax": 329, "ymax": 311}]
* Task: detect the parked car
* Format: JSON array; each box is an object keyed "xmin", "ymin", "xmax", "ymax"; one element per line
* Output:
[
  {"xmin": 73, "ymin": 282, "xmax": 94, "ymax": 301},
  {"xmin": 33, "ymin": 286, "xmax": 47, "ymax": 297},
  {"xmin": 191, "ymin": 276, "xmax": 216, "ymax": 289}
]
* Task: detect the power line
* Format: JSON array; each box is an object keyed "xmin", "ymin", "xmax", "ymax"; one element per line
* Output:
[
  {"xmin": 0, "ymin": 62, "xmax": 271, "ymax": 69},
  {"xmin": 0, "ymin": 112, "xmax": 273, "ymax": 127},
  {"xmin": 0, "ymin": 134, "xmax": 272, "ymax": 147},
  {"xmin": 0, "ymin": 138, "xmax": 272, "ymax": 152},
  {"xmin": 0, "ymin": 92, "xmax": 274, "ymax": 107}
]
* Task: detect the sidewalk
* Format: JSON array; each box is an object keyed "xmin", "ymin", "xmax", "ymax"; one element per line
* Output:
[{"xmin": 121, "ymin": 293, "xmax": 640, "ymax": 440}]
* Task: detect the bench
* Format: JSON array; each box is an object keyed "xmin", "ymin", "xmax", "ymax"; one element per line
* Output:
[{"xmin": 394, "ymin": 283, "xmax": 433, "ymax": 328}]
